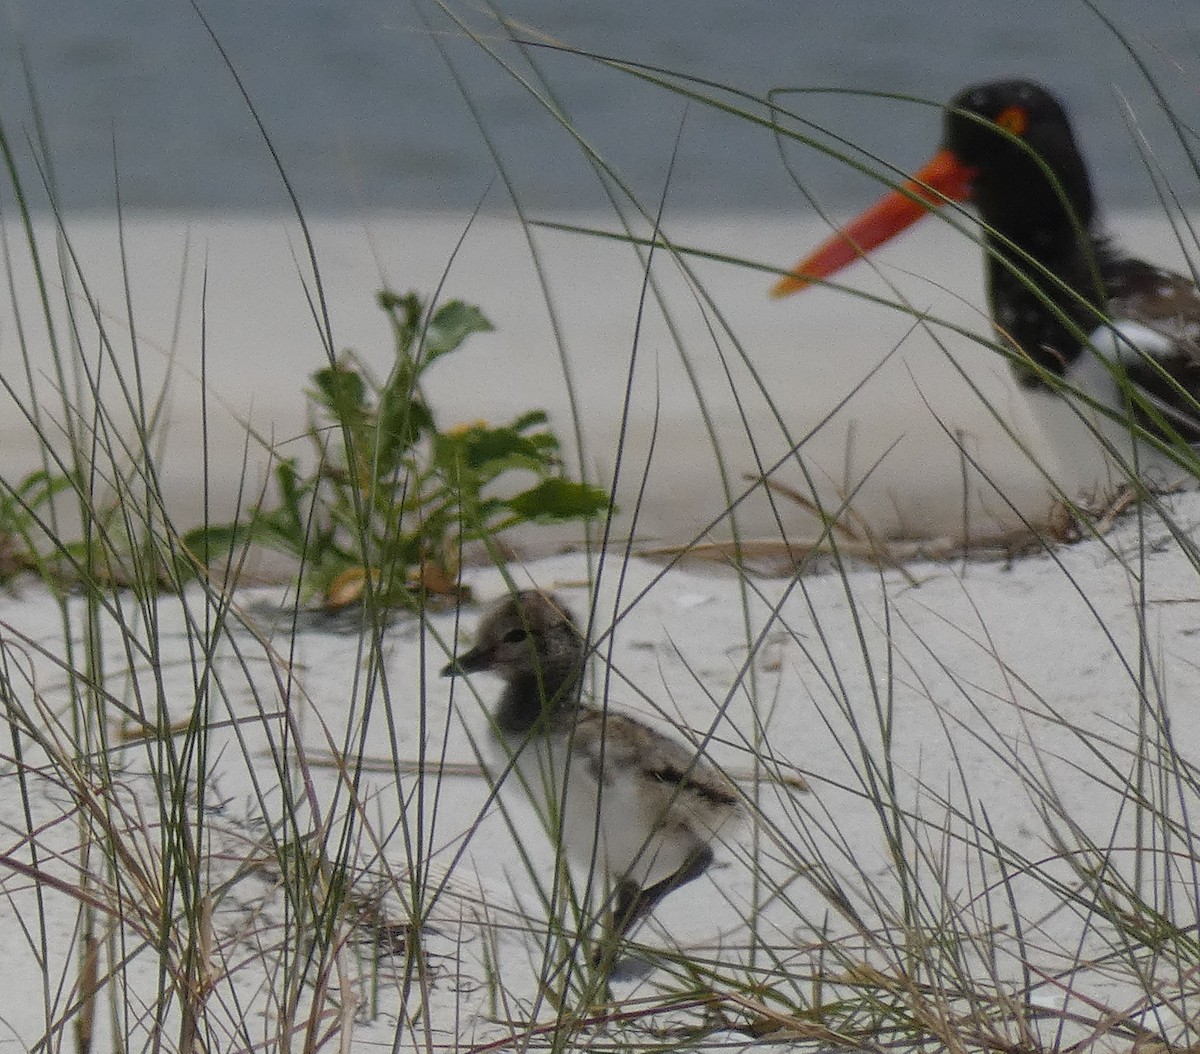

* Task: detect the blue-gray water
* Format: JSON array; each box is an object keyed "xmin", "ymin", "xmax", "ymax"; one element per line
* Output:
[{"xmin": 1, "ymin": 1, "xmax": 1199, "ymax": 214}]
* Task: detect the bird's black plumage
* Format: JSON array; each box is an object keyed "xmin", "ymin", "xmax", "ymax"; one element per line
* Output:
[{"xmin": 778, "ymin": 78, "xmax": 1200, "ymax": 445}]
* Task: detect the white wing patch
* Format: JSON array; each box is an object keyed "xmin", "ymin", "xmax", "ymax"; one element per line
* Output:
[{"xmin": 1085, "ymin": 320, "xmax": 1177, "ymax": 365}]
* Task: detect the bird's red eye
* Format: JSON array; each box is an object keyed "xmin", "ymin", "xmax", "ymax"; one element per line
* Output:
[{"xmin": 994, "ymin": 105, "xmax": 1029, "ymax": 136}]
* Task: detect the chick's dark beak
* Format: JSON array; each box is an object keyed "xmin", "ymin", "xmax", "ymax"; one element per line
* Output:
[{"xmin": 441, "ymin": 646, "xmax": 488, "ymax": 677}]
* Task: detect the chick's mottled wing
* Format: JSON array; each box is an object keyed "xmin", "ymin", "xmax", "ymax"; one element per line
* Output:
[{"xmin": 573, "ymin": 708, "xmax": 739, "ymax": 812}]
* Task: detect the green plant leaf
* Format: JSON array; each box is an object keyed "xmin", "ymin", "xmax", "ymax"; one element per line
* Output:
[
  {"xmin": 180, "ymin": 523, "xmax": 255, "ymax": 564},
  {"xmin": 503, "ymin": 479, "xmax": 611, "ymax": 522},
  {"xmin": 14, "ymin": 468, "xmax": 73, "ymax": 505},
  {"xmin": 311, "ymin": 362, "xmax": 367, "ymax": 421},
  {"xmin": 377, "ymin": 380, "xmax": 433, "ymax": 466},
  {"xmin": 510, "ymin": 409, "xmax": 549, "ymax": 432},
  {"xmin": 378, "ymin": 289, "xmax": 423, "ymax": 356},
  {"xmin": 440, "ymin": 425, "xmax": 559, "ymax": 473},
  {"xmin": 273, "ymin": 458, "xmax": 319, "ymax": 538},
  {"xmin": 420, "ymin": 300, "xmax": 494, "ymax": 367}
]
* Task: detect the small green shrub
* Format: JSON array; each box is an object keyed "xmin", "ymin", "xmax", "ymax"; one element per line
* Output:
[
  {"xmin": 0, "ymin": 469, "xmax": 74, "ymax": 584},
  {"xmin": 191, "ymin": 290, "xmax": 611, "ymax": 609}
]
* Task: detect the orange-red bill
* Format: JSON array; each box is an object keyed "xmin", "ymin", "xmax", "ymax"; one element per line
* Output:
[{"xmin": 770, "ymin": 148, "xmax": 979, "ymax": 297}]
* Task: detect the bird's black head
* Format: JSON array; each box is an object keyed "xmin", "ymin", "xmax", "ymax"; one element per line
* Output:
[{"xmin": 943, "ymin": 79, "xmax": 1096, "ymax": 233}]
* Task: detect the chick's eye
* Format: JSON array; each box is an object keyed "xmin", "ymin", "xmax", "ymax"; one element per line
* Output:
[{"xmin": 502, "ymin": 628, "xmax": 529, "ymax": 644}]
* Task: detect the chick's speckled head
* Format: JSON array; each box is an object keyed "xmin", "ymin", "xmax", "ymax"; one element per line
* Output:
[{"xmin": 441, "ymin": 590, "xmax": 583, "ymax": 682}]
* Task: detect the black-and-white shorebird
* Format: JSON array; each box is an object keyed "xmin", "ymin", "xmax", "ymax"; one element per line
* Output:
[
  {"xmin": 441, "ymin": 590, "xmax": 739, "ymax": 963},
  {"xmin": 773, "ymin": 79, "xmax": 1200, "ymax": 477}
]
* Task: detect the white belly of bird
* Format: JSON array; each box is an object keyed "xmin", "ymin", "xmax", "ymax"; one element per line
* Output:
[
  {"xmin": 507, "ymin": 734, "xmax": 702, "ymax": 891},
  {"xmin": 1022, "ymin": 320, "xmax": 1182, "ymax": 491}
]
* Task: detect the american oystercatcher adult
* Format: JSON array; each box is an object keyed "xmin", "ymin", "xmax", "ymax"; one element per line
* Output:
[{"xmin": 772, "ymin": 79, "xmax": 1200, "ymax": 474}]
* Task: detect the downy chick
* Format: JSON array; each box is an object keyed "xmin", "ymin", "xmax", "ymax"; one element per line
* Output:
[{"xmin": 441, "ymin": 589, "xmax": 739, "ymax": 954}]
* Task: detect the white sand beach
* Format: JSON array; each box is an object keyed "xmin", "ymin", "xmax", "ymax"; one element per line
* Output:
[
  {"xmin": 2, "ymin": 501, "xmax": 1198, "ymax": 1047},
  {"xmin": 7, "ymin": 208, "xmax": 1195, "ymax": 549}
]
